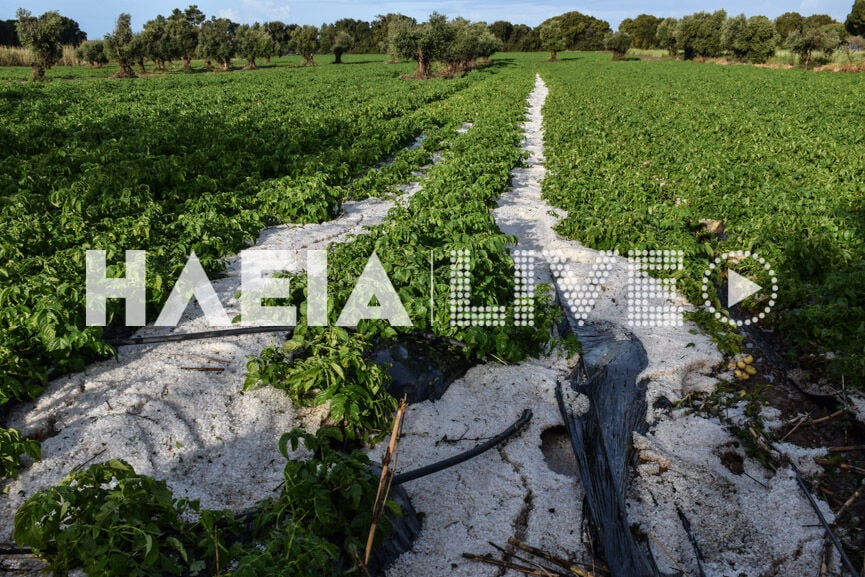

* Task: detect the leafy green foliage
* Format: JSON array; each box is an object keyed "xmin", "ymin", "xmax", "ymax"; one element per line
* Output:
[
  {"xmin": 105, "ymin": 13, "xmax": 138, "ymax": 78},
  {"xmin": 605, "ymin": 31, "xmax": 632, "ymax": 60},
  {"xmin": 540, "ymin": 53, "xmax": 865, "ymax": 386},
  {"xmin": 198, "ymin": 17, "xmax": 237, "ymax": 70},
  {"xmin": 292, "ymin": 25, "xmax": 319, "ymax": 66},
  {"xmin": 246, "ymin": 327, "xmax": 397, "ymax": 444},
  {"xmin": 0, "ymin": 61, "xmax": 481, "ymax": 407},
  {"xmin": 0, "ymin": 427, "xmax": 40, "ymax": 479},
  {"xmin": 246, "ymin": 64, "xmax": 559, "ymax": 441},
  {"xmin": 675, "ymin": 10, "xmax": 727, "ymax": 60},
  {"xmin": 14, "ymin": 459, "xmax": 200, "ymax": 577},
  {"xmin": 539, "ymin": 21, "xmax": 566, "ymax": 61},
  {"xmin": 15, "ymin": 9, "xmax": 63, "ymax": 81},
  {"xmin": 14, "ymin": 432, "xmax": 390, "ymax": 577},
  {"xmin": 847, "ymin": 0, "xmax": 865, "ymax": 36}
]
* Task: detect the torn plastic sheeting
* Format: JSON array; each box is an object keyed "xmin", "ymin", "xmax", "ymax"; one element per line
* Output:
[{"xmin": 557, "ymin": 321, "xmax": 659, "ymax": 577}]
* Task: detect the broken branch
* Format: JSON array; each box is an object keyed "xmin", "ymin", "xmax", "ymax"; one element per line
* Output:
[{"xmin": 363, "ymin": 398, "xmax": 407, "ymax": 567}]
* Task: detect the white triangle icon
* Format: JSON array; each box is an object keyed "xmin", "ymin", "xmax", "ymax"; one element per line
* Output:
[{"xmin": 728, "ymin": 270, "xmax": 762, "ymax": 308}]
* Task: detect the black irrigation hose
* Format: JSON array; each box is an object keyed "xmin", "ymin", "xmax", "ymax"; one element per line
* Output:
[
  {"xmin": 790, "ymin": 464, "xmax": 860, "ymax": 577},
  {"xmin": 107, "ymin": 327, "xmax": 466, "ymax": 349},
  {"xmin": 392, "ymin": 409, "xmax": 532, "ymax": 486},
  {"xmin": 106, "ymin": 326, "xmax": 296, "ymax": 346}
]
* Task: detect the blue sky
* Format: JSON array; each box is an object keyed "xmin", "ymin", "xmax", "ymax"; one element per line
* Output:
[{"xmin": 4, "ymin": 0, "xmax": 855, "ymax": 37}]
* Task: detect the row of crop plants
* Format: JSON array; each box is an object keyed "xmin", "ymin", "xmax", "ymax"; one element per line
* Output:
[
  {"xmin": 0, "ymin": 62, "xmax": 475, "ymax": 408},
  {"xmin": 539, "ymin": 53, "xmax": 865, "ymax": 385},
  {"xmin": 7, "ymin": 62, "xmax": 567, "ymax": 574}
]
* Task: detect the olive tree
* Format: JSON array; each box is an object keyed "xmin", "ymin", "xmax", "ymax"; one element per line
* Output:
[
  {"xmin": 76, "ymin": 40, "xmax": 108, "ymax": 67},
  {"xmin": 15, "ymin": 9, "xmax": 63, "ymax": 81},
  {"xmin": 104, "ymin": 13, "xmax": 137, "ymax": 78},
  {"xmin": 655, "ymin": 17, "xmax": 678, "ymax": 56},
  {"xmin": 167, "ymin": 5, "xmax": 205, "ymax": 70},
  {"xmin": 141, "ymin": 15, "xmax": 178, "ymax": 72},
  {"xmin": 721, "ymin": 14, "xmax": 749, "ymax": 59},
  {"xmin": 539, "ymin": 20, "xmax": 566, "ymax": 61},
  {"xmin": 292, "ymin": 25, "xmax": 319, "ymax": 66},
  {"xmin": 332, "ymin": 30, "xmax": 353, "ymax": 63},
  {"xmin": 605, "ymin": 31, "xmax": 632, "ymax": 60},
  {"xmin": 475, "ymin": 23, "xmax": 503, "ymax": 63},
  {"xmin": 787, "ymin": 22, "xmax": 844, "ymax": 66},
  {"xmin": 675, "ymin": 10, "xmax": 726, "ymax": 60},
  {"xmin": 236, "ymin": 23, "xmax": 275, "ymax": 69},
  {"xmin": 389, "ymin": 13, "xmax": 453, "ymax": 78},
  {"xmin": 199, "ymin": 17, "xmax": 237, "ymax": 71},
  {"xmin": 742, "ymin": 16, "xmax": 779, "ymax": 63},
  {"xmin": 445, "ymin": 18, "xmax": 476, "ymax": 72}
]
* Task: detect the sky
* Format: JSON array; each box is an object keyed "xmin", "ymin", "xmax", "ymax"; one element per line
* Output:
[{"xmin": 4, "ymin": 0, "xmax": 855, "ymax": 38}]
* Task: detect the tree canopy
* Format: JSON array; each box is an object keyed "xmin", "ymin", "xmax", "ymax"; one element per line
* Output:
[
  {"xmin": 15, "ymin": 9, "xmax": 64, "ymax": 80},
  {"xmin": 540, "ymin": 11, "xmax": 611, "ymax": 51},
  {"xmin": 847, "ymin": 0, "xmax": 865, "ymax": 36}
]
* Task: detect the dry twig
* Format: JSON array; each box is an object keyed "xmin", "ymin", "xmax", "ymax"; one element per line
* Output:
[
  {"xmin": 646, "ymin": 531, "xmax": 691, "ymax": 577},
  {"xmin": 462, "ymin": 553, "xmax": 565, "ymax": 576},
  {"xmin": 507, "ymin": 537, "xmax": 606, "ymax": 576},
  {"xmin": 834, "ymin": 481, "xmax": 865, "ymax": 521},
  {"xmin": 363, "ymin": 398, "xmax": 407, "ymax": 567}
]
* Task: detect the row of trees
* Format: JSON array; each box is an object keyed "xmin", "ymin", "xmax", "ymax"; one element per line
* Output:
[
  {"xmin": 622, "ymin": 3, "xmax": 865, "ymax": 65},
  {"xmin": 14, "ymin": 1, "xmax": 865, "ymax": 80},
  {"xmin": 15, "ymin": 8, "xmax": 509, "ymax": 80}
]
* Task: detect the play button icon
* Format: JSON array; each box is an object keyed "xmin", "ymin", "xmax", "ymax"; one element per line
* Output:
[
  {"xmin": 727, "ymin": 270, "xmax": 762, "ymax": 308},
  {"xmin": 701, "ymin": 251, "xmax": 779, "ymax": 328}
]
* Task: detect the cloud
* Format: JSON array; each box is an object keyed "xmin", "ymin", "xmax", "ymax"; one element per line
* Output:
[
  {"xmin": 240, "ymin": 0, "xmax": 292, "ymax": 22},
  {"xmin": 218, "ymin": 8, "xmax": 242, "ymax": 21}
]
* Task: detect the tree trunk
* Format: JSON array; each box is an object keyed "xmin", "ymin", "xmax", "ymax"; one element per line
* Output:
[
  {"xmin": 416, "ymin": 49, "xmax": 430, "ymax": 78},
  {"xmin": 220, "ymin": 58, "xmax": 231, "ymax": 71},
  {"xmin": 182, "ymin": 55, "xmax": 191, "ymax": 70},
  {"xmin": 245, "ymin": 58, "xmax": 257, "ymax": 70},
  {"xmin": 549, "ymin": 50, "xmax": 558, "ymax": 62},
  {"xmin": 156, "ymin": 59, "xmax": 166, "ymax": 72},
  {"xmin": 334, "ymin": 49, "xmax": 343, "ymax": 64},
  {"xmin": 137, "ymin": 59, "xmax": 146, "ymax": 74},
  {"xmin": 117, "ymin": 63, "xmax": 135, "ymax": 78},
  {"xmin": 31, "ymin": 64, "xmax": 45, "ymax": 81},
  {"xmin": 265, "ymin": 56, "xmax": 271, "ymax": 64}
]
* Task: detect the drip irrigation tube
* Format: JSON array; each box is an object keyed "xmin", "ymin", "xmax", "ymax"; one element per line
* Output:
[
  {"xmin": 106, "ymin": 326, "xmax": 296, "ymax": 346},
  {"xmin": 392, "ymin": 409, "xmax": 533, "ymax": 485}
]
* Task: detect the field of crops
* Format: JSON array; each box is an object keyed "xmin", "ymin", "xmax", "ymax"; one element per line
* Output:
[
  {"xmin": 2, "ymin": 50, "xmax": 865, "ymax": 573},
  {"xmin": 1, "ymin": 56, "xmax": 566, "ymax": 574},
  {"xmin": 540, "ymin": 53, "xmax": 865, "ymax": 383},
  {"xmin": 0, "ymin": 58, "xmax": 528, "ymax": 406}
]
